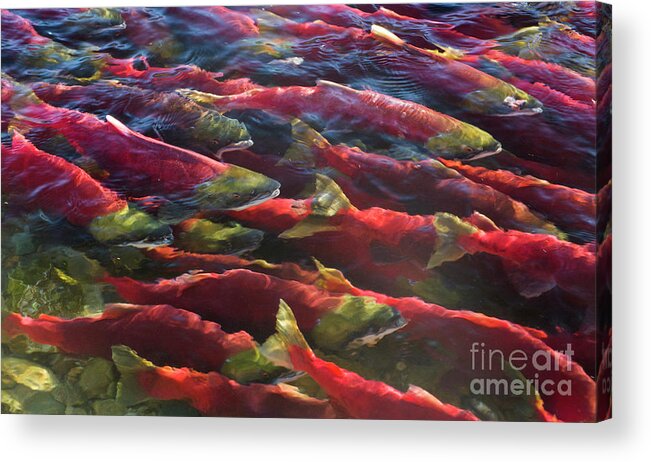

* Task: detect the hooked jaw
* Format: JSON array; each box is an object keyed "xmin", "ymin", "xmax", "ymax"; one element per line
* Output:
[
  {"xmin": 88, "ymin": 205, "xmax": 172, "ymax": 247},
  {"xmin": 467, "ymin": 141, "xmax": 503, "ymax": 161},
  {"xmin": 310, "ymin": 295, "xmax": 407, "ymax": 351},
  {"xmin": 193, "ymin": 165, "xmax": 281, "ymax": 212},
  {"xmin": 500, "ymin": 95, "xmax": 544, "ymax": 116}
]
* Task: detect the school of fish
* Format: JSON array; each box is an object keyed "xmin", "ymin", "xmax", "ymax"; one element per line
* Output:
[{"xmin": 1, "ymin": 3, "xmax": 611, "ymax": 421}]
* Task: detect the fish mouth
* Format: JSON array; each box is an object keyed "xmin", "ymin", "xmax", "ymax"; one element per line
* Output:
[
  {"xmin": 501, "ymin": 96, "xmax": 544, "ymax": 116},
  {"xmin": 495, "ymin": 107, "xmax": 544, "ymax": 117},
  {"xmin": 467, "ymin": 143, "xmax": 503, "ymax": 161},
  {"xmin": 223, "ymin": 186, "xmax": 281, "ymax": 211},
  {"xmin": 117, "ymin": 231, "xmax": 175, "ymax": 249},
  {"xmin": 214, "ymin": 140, "xmax": 254, "ymax": 159},
  {"xmin": 345, "ymin": 315, "xmax": 407, "ymax": 350}
]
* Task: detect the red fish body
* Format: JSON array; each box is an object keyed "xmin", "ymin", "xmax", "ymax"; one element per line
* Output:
[
  {"xmin": 31, "ymin": 80, "xmax": 251, "ymax": 154},
  {"xmin": 292, "ymin": 122, "xmax": 560, "ymax": 236},
  {"xmin": 458, "ymin": 216, "xmax": 597, "ymax": 303},
  {"xmin": 143, "ymin": 246, "xmax": 322, "ymax": 284},
  {"xmin": 108, "ymin": 261, "xmax": 595, "ymax": 421},
  {"xmin": 352, "ymin": 289, "xmax": 596, "ymax": 422},
  {"xmin": 268, "ymin": 302, "xmax": 479, "ymax": 421},
  {"xmin": 3, "ymin": 304, "xmax": 255, "ymax": 373},
  {"xmin": 106, "ymin": 59, "xmax": 260, "ymax": 95},
  {"xmin": 165, "ymin": 6, "xmax": 259, "ymax": 42},
  {"xmin": 460, "ymin": 49, "xmax": 596, "ymax": 104},
  {"xmin": 106, "ymin": 271, "xmax": 350, "ymax": 340},
  {"xmin": 183, "ymin": 80, "xmax": 503, "ymax": 160},
  {"xmin": 266, "ymin": 4, "xmax": 482, "ymax": 51},
  {"xmin": 111, "ymin": 346, "xmax": 335, "ymax": 418},
  {"xmin": 440, "ymin": 159, "xmax": 596, "ymax": 236},
  {"xmin": 2, "ymin": 132, "xmax": 124, "ymax": 227},
  {"xmin": 5, "ymin": 80, "xmax": 280, "ymax": 212},
  {"xmin": 13, "ymin": 100, "xmax": 224, "ymax": 197}
]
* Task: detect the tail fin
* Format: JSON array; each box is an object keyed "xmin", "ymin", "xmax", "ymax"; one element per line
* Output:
[
  {"xmin": 280, "ymin": 119, "xmax": 330, "ymax": 168},
  {"xmin": 112, "ymin": 345, "xmax": 156, "ymax": 406},
  {"xmin": 427, "ymin": 213, "xmax": 478, "ymax": 269},
  {"xmin": 279, "ymin": 174, "xmax": 352, "ymax": 239},
  {"xmin": 260, "ymin": 300, "xmax": 313, "ymax": 372}
]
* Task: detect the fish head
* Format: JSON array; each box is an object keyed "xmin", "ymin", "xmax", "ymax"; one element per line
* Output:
[
  {"xmin": 220, "ymin": 347, "xmax": 287, "ymax": 384},
  {"xmin": 193, "ymin": 165, "xmax": 281, "ymax": 212},
  {"xmin": 310, "ymin": 295, "xmax": 407, "ymax": 352},
  {"xmin": 426, "ymin": 123, "xmax": 503, "ymax": 160},
  {"xmin": 175, "ymin": 219, "xmax": 264, "ymax": 255},
  {"xmin": 88, "ymin": 205, "xmax": 173, "ymax": 247},
  {"xmin": 192, "ymin": 111, "xmax": 252, "ymax": 152},
  {"xmin": 463, "ymin": 85, "xmax": 543, "ymax": 116}
]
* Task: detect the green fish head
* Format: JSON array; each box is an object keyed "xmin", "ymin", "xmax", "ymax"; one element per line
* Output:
[
  {"xmin": 193, "ymin": 165, "xmax": 281, "ymax": 212},
  {"xmin": 88, "ymin": 205, "xmax": 172, "ymax": 247},
  {"xmin": 176, "ymin": 219, "xmax": 264, "ymax": 255},
  {"xmin": 310, "ymin": 295, "xmax": 406, "ymax": 352},
  {"xmin": 463, "ymin": 85, "xmax": 544, "ymax": 116},
  {"xmin": 193, "ymin": 112, "xmax": 252, "ymax": 152},
  {"xmin": 426, "ymin": 123, "xmax": 503, "ymax": 160},
  {"xmin": 220, "ymin": 347, "xmax": 286, "ymax": 384}
]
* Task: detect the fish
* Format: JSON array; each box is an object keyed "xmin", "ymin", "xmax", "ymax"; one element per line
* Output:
[
  {"xmin": 232, "ymin": 174, "xmax": 595, "ymax": 302},
  {"xmin": 444, "ymin": 213, "xmax": 597, "ymax": 303},
  {"xmin": 2, "ymin": 131, "xmax": 171, "ymax": 245},
  {"xmin": 105, "ymin": 270, "xmax": 406, "ymax": 354},
  {"xmin": 326, "ymin": 266, "xmax": 596, "ymax": 422},
  {"xmin": 106, "ymin": 58, "xmax": 261, "ymax": 96},
  {"xmin": 367, "ymin": 24, "xmax": 543, "ymax": 116},
  {"xmin": 266, "ymin": 4, "xmax": 480, "ymax": 51},
  {"xmin": 1, "ymin": 10, "xmax": 259, "ymax": 95},
  {"xmin": 262, "ymin": 301, "xmax": 479, "ymax": 420},
  {"xmin": 1, "ymin": 9, "xmax": 107, "ymax": 81},
  {"xmin": 172, "ymin": 218, "xmax": 264, "ymax": 255},
  {"xmin": 164, "ymin": 6, "xmax": 259, "ymax": 42},
  {"xmin": 31, "ymin": 80, "xmax": 252, "ymax": 156},
  {"xmin": 217, "ymin": 11, "xmax": 542, "ymax": 118},
  {"xmin": 221, "ymin": 175, "xmax": 465, "ymax": 288},
  {"xmin": 486, "ymin": 150, "xmax": 596, "ymax": 192},
  {"xmin": 125, "ymin": 251, "xmax": 595, "ymax": 421},
  {"xmin": 111, "ymin": 345, "xmax": 336, "ymax": 418},
  {"xmin": 439, "ymin": 159, "xmax": 596, "ymax": 237},
  {"xmin": 457, "ymin": 49, "xmax": 596, "ymax": 105},
  {"xmin": 2, "ymin": 304, "xmax": 257, "ymax": 374},
  {"xmin": 180, "ymin": 80, "xmax": 503, "ymax": 161},
  {"xmin": 495, "ymin": 19, "xmax": 596, "ymax": 77},
  {"xmin": 286, "ymin": 119, "xmax": 563, "ymax": 236},
  {"xmin": 142, "ymin": 246, "xmax": 323, "ymax": 285},
  {"xmin": 4, "ymin": 79, "xmax": 280, "ymax": 219}
]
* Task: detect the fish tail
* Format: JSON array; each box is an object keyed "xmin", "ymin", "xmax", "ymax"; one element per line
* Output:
[
  {"xmin": 280, "ymin": 119, "xmax": 330, "ymax": 168},
  {"xmin": 111, "ymin": 345, "xmax": 157, "ymax": 406},
  {"xmin": 260, "ymin": 300, "xmax": 314, "ymax": 373},
  {"xmin": 427, "ymin": 212, "xmax": 479, "ymax": 269}
]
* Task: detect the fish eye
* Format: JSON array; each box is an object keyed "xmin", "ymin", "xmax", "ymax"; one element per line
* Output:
[{"xmin": 462, "ymin": 145, "xmax": 474, "ymax": 153}]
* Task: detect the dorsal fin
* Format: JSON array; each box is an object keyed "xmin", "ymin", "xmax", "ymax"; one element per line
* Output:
[{"xmin": 316, "ymin": 79, "xmax": 358, "ymax": 94}]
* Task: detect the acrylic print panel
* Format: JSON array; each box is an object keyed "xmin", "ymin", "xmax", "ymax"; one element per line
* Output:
[{"xmin": 1, "ymin": 2, "xmax": 611, "ymax": 422}]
